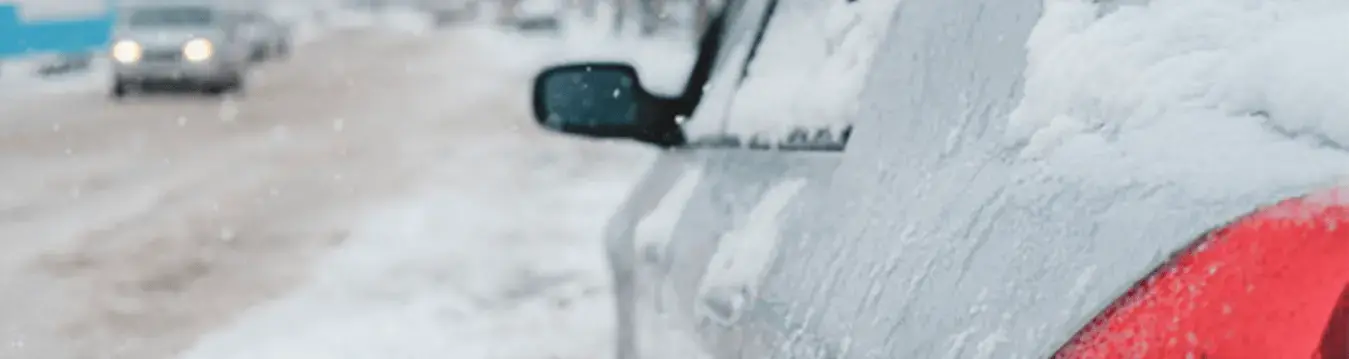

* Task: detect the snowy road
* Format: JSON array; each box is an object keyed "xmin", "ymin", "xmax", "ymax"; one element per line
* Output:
[{"xmin": 0, "ymin": 26, "xmax": 655, "ymax": 359}]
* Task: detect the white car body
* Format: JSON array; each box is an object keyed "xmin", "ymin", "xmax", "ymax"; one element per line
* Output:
[
  {"xmin": 110, "ymin": 3, "xmax": 256, "ymax": 96},
  {"xmin": 526, "ymin": 0, "xmax": 1349, "ymax": 357}
]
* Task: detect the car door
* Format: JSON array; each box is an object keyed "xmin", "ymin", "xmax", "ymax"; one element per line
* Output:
[
  {"xmin": 612, "ymin": 0, "xmax": 1098, "ymax": 355},
  {"xmin": 577, "ymin": 0, "xmax": 842, "ymax": 356},
  {"xmin": 608, "ymin": 0, "xmax": 1349, "ymax": 357},
  {"xmin": 615, "ymin": 149, "xmax": 841, "ymax": 359}
]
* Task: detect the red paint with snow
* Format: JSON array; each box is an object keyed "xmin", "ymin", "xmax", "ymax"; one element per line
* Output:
[{"xmin": 1055, "ymin": 187, "xmax": 1349, "ymax": 358}]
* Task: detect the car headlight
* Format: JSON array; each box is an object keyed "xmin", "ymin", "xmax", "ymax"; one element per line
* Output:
[
  {"xmin": 111, "ymin": 40, "xmax": 142, "ymax": 63},
  {"xmin": 183, "ymin": 38, "xmax": 214, "ymax": 62}
]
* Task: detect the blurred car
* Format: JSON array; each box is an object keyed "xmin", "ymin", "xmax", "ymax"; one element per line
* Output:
[
  {"xmin": 421, "ymin": 0, "xmax": 481, "ymax": 27},
  {"xmin": 527, "ymin": 0, "xmax": 1349, "ymax": 357},
  {"xmin": 239, "ymin": 10, "xmax": 293, "ymax": 62},
  {"xmin": 507, "ymin": 0, "xmax": 561, "ymax": 32},
  {"xmin": 109, "ymin": 3, "xmax": 255, "ymax": 97}
]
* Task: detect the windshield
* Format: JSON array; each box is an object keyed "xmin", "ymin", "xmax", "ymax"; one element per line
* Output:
[{"xmin": 126, "ymin": 6, "xmax": 214, "ymax": 27}]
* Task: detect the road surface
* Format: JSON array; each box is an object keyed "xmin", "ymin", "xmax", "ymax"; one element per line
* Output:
[{"xmin": 0, "ymin": 25, "xmax": 654, "ymax": 359}]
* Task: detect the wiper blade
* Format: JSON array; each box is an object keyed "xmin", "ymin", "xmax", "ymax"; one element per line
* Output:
[{"xmin": 686, "ymin": 125, "xmax": 851, "ymax": 152}]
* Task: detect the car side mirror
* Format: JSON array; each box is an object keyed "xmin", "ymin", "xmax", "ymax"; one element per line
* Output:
[{"xmin": 532, "ymin": 63, "xmax": 686, "ymax": 148}]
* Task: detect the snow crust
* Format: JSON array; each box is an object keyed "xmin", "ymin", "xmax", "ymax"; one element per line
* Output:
[{"xmin": 1012, "ymin": 0, "xmax": 1349, "ymax": 199}]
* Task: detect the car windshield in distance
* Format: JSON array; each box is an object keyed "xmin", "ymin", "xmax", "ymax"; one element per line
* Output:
[{"xmin": 127, "ymin": 7, "xmax": 214, "ymax": 27}]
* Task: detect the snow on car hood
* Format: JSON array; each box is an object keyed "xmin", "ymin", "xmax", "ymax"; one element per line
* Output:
[{"xmin": 1010, "ymin": 0, "xmax": 1349, "ymax": 200}]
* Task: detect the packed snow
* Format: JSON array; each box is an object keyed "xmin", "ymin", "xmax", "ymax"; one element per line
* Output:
[
  {"xmin": 1010, "ymin": 0, "xmax": 1349, "ymax": 198},
  {"xmin": 694, "ymin": 178, "xmax": 805, "ymax": 326},
  {"xmin": 178, "ymin": 143, "xmax": 652, "ymax": 359},
  {"xmin": 0, "ymin": 56, "xmax": 110, "ymax": 99}
]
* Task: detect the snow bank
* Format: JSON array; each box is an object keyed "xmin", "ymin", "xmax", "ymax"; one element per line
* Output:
[
  {"xmin": 1010, "ymin": 0, "xmax": 1349, "ymax": 198},
  {"xmin": 176, "ymin": 183, "xmax": 628, "ymax": 359},
  {"xmin": 177, "ymin": 134, "xmax": 657, "ymax": 359},
  {"xmin": 707, "ymin": 0, "xmax": 901, "ymax": 138},
  {"xmin": 0, "ymin": 56, "xmax": 111, "ymax": 99}
]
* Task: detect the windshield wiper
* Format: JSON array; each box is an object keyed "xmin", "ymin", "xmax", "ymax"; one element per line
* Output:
[{"xmin": 686, "ymin": 126, "xmax": 851, "ymax": 152}]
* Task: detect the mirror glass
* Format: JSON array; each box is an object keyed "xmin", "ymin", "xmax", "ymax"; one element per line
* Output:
[{"xmin": 538, "ymin": 67, "xmax": 641, "ymax": 131}]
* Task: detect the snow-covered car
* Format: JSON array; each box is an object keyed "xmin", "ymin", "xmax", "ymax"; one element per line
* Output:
[
  {"xmin": 109, "ymin": 3, "xmax": 255, "ymax": 97},
  {"xmin": 529, "ymin": 0, "xmax": 1349, "ymax": 357},
  {"xmin": 238, "ymin": 10, "xmax": 292, "ymax": 62}
]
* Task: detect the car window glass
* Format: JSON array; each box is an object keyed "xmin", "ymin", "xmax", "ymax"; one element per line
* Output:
[
  {"xmin": 127, "ymin": 7, "xmax": 213, "ymax": 27},
  {"xmin": 542, "ymin": 71, "xmax": 639, "ymax": 127}
]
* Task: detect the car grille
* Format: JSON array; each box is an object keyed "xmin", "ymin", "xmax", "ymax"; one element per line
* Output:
[{"xmin": 141, "ymin": 49, "xmax": 181, "ymax": 63}]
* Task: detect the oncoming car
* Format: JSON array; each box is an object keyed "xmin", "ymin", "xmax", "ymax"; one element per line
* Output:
[
  {"xmin": 109, "ymin": 3, "xmax": 255, "ymax": 98},
  {"xmin": 529, "ymin": 0, "xmax": 1349, "ymax": 357}
]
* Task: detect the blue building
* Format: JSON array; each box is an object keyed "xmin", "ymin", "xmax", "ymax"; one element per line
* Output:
[{"xmin": 0, "ymin": 2, "xmax": 115, "ymax": 59}]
